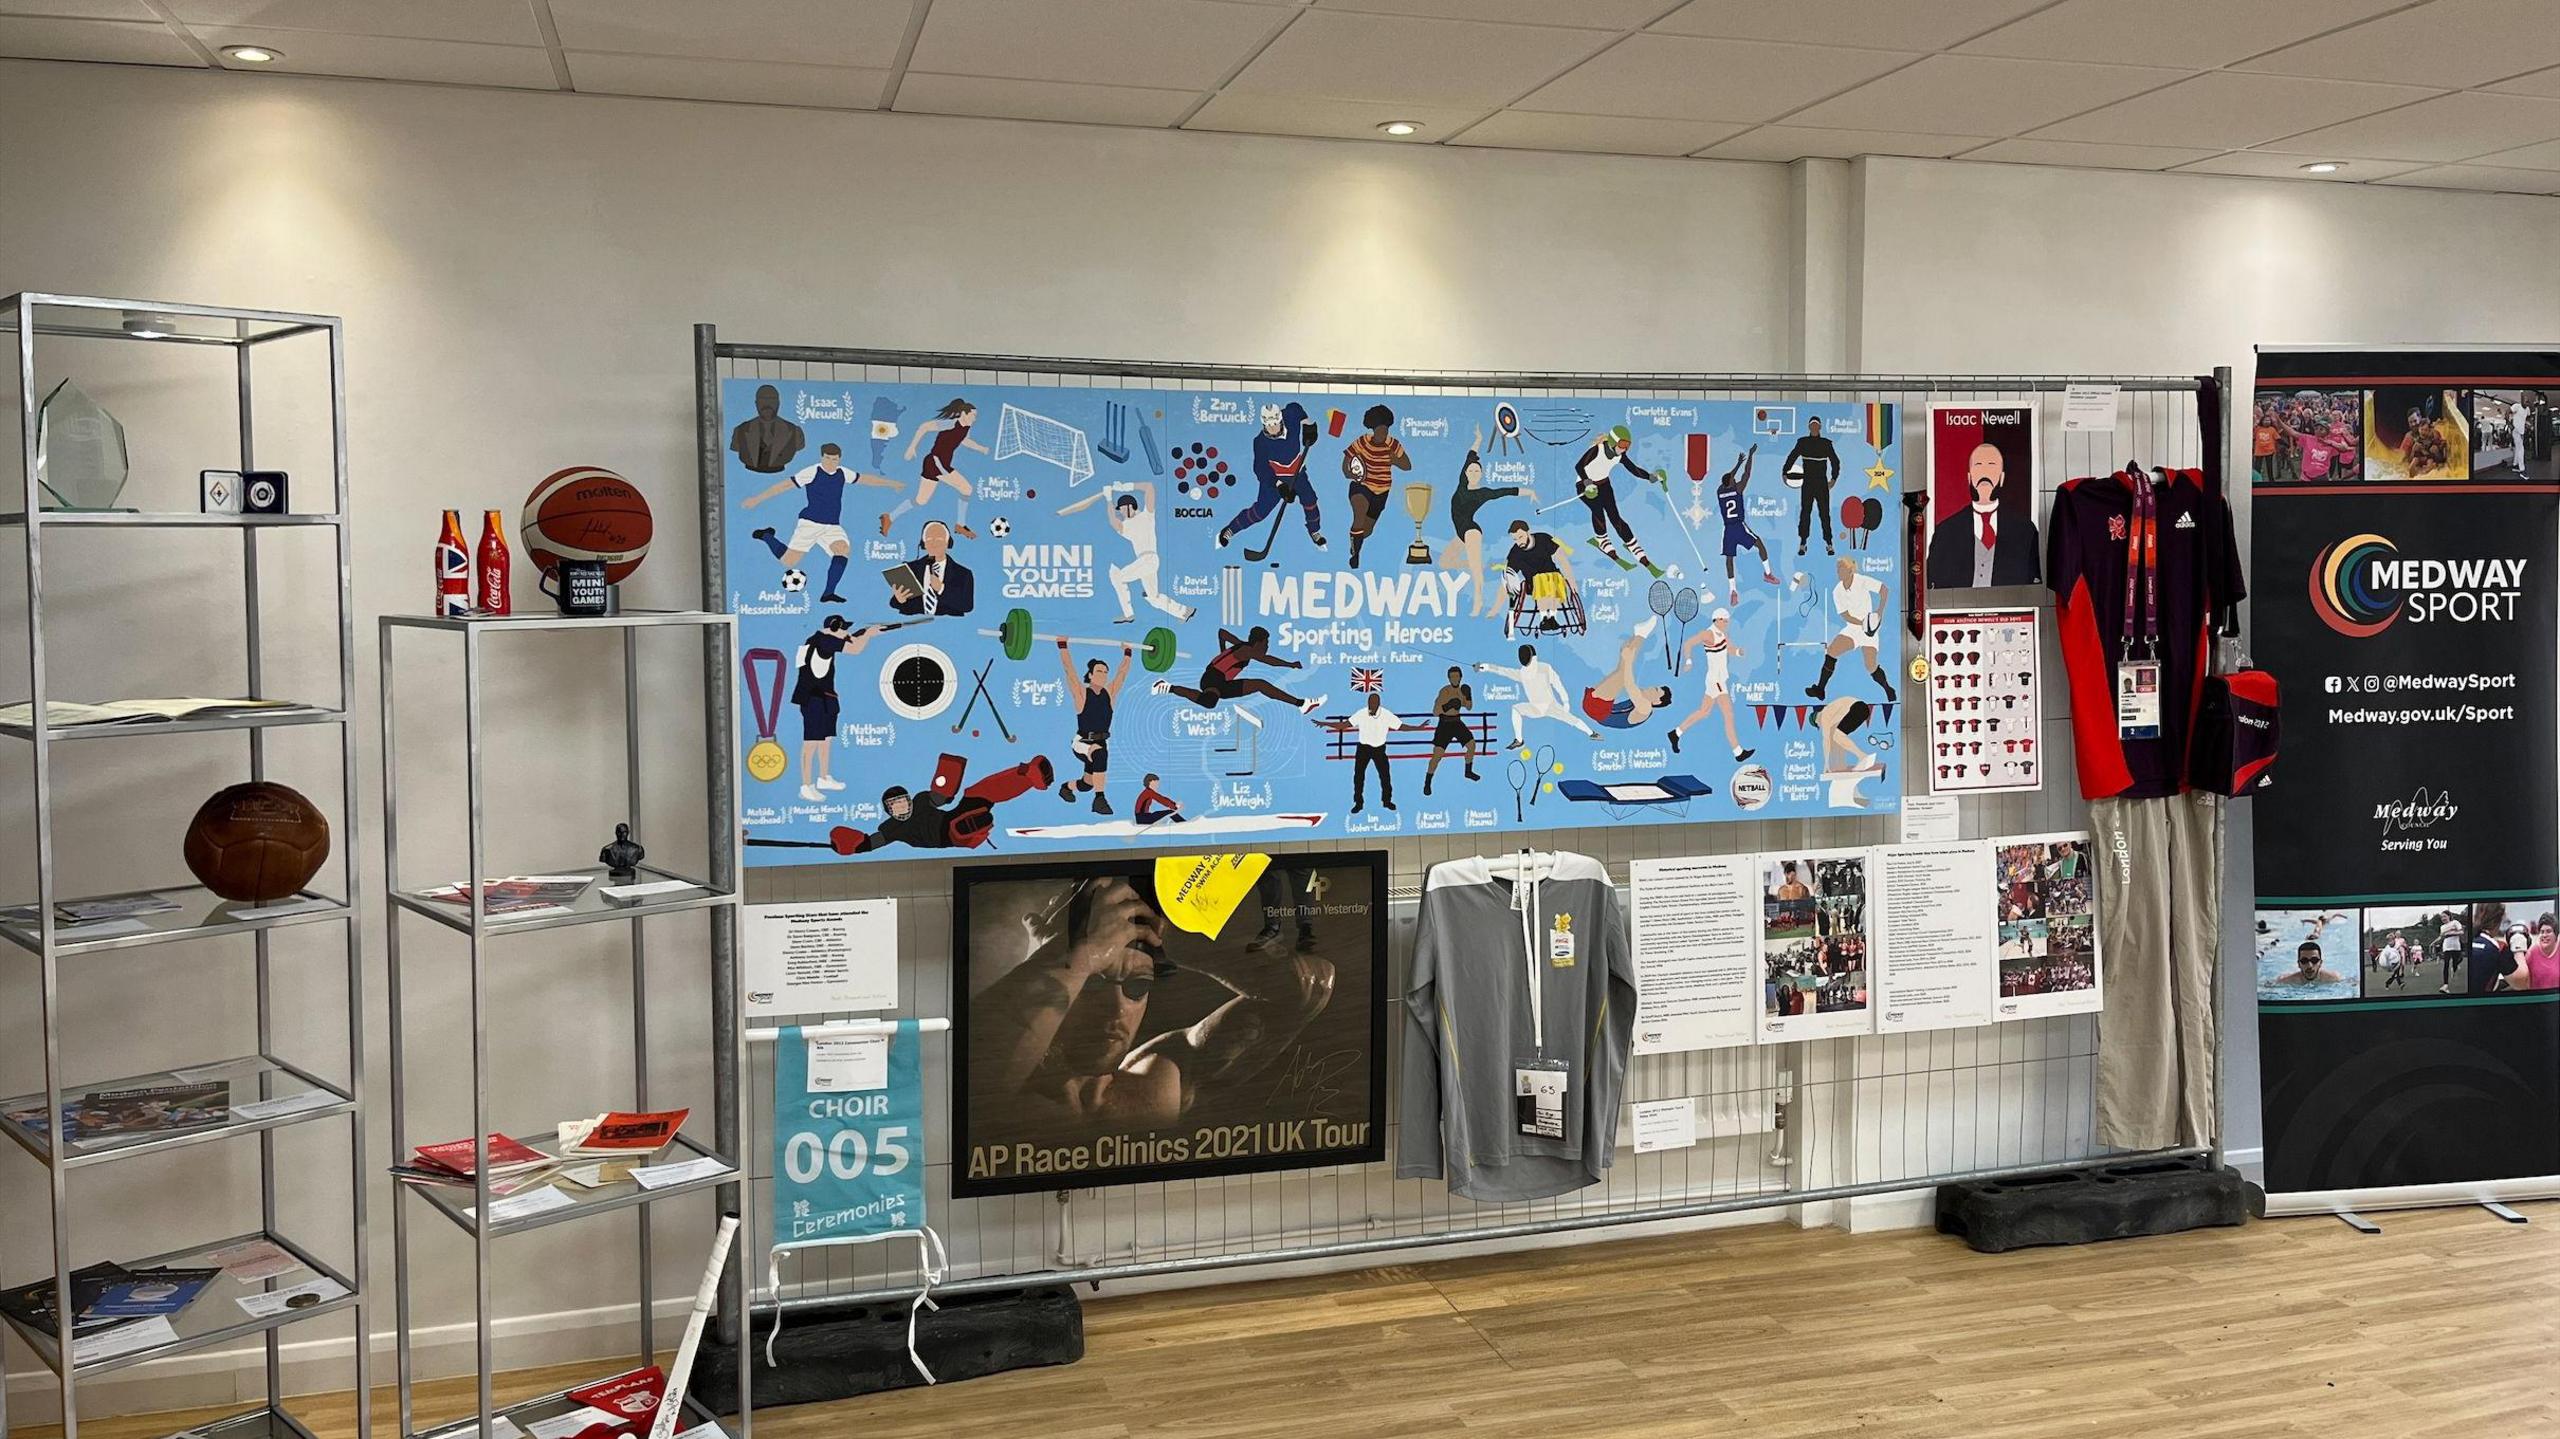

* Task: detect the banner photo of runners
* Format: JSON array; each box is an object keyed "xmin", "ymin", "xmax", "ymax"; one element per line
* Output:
[
  {"xmin": 2251, "ymin": 347, "xmax": 2560, "ymax": 1196},
  {"xmin": 721, "ymin": 379, "xmax": 1905, "ymax": 864}
]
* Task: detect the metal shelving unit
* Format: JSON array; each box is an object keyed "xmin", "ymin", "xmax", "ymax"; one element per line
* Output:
[
  {"xmin": 379, "ymin": 608, "xmax": 749, "ymax": 1439},
  {"xmin": 0, "ymin": 294, "xmax": 366, "ymax": 1439}
]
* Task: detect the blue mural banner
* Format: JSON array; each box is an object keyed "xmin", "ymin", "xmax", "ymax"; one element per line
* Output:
[
  {"xmin": 723, "ymin": 379, "xmax": 1905, "ymax": 864},
  {"xmin": 770, "ymin": 1020, "xmax": 925, "ymax": 1249}
]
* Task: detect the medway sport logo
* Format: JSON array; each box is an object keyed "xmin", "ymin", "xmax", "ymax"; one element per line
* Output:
[{"xmin": 2310, "ymin": 532, "xmax": 2526, "ymax": 637}]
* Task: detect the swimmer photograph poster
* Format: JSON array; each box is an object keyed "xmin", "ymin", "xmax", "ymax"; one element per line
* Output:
[
  {"xmin": 948, "ymin": 851, "xmax": 1387, "ymax": 1197},
  {"xmin": 2251, "ymin": 347, "xmax": 2560, "ymax": 1197},
  {"xmin": 717, "ymin": 379, "xmax": 1904, "ymax": 865}
]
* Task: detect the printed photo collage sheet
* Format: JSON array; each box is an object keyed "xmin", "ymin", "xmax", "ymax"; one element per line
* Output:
[
  {"xmin": 1627, "ymin": 832, "xmax": 2099, "ymax": 1055},
  {"xmin": 721, "ymin": 380, "xmax": 1911, "ymax": 864}
]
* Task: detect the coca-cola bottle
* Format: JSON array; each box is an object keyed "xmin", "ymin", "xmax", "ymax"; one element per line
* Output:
[
  {"xmin": 435, "ymin": 509, "xmax": 470, "ymax": 617},
  {"xmin": 476, "ymin": 509, "xmax": 511, "ymax": 615}
]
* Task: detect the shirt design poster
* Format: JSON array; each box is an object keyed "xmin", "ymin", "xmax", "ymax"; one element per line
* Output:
[
  {"xmin": 721, "ymin": 381, "xmax": 1903, "ymax": 863},
  {"xmin": 1923, "ymin": 607, "xmax": 2041, "ymax": 795}
]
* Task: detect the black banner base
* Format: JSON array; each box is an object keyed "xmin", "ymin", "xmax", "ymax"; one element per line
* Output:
[
  {"xmin": 1935, "ymin": 1156, "xmax": 2262, "ymax": 1253},
  {"xmin": 695, "ymin": 1285, "xmax": 1085, "ymax": 1411}
]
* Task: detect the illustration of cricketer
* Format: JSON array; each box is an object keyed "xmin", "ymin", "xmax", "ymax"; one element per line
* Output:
[{"xmin": 1061, "ymin": 480, "xmax": 1197, "ymax": 623}]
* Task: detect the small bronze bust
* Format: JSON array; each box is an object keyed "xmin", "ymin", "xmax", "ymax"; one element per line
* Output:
[{"xmin": 599, "ymin": 822, "xmax": 645, "ymax": 883}]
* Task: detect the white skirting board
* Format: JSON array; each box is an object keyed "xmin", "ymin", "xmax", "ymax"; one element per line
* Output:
[{"xmin": 2261, "ymin": 1174, "xmax": 2560, "ymax": 1219}]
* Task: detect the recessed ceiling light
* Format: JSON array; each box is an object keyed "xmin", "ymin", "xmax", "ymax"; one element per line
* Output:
[
  {"xmin": 2298, "ymin": 161, "xmax": 2344, "ymax": 174},
  {"xmin": 221, "ymin": 45, "xmax": 281, "ymax": 64},
  {"xmin": 1376, "ymin": 120, "xmax": 1421, "ymax": 137},
  {"xmin": 120, "ymin": 311, "xmax": 177, "ymax": 338}
]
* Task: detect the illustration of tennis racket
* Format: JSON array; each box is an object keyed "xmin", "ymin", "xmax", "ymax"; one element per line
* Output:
[
  {"xmin": 1507, "ymin": 758, "xmax": 1528, "ymax": 823},
  {"xmin": 1671, "ymin": 588, "xmax": 1700, "ymax": 673},
  {"xmin": 1648, "ymin": 580, "xmax": 1675, "ymax": 663},
  {"xmin": 1529, "ymin": 744, "xmax": 1556, "ymax": 807}
]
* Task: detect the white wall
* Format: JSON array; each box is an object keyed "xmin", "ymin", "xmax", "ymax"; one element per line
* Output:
[{"xmin": 5, "ymin": 55, "xmax": 2560, "ymax": 1417}]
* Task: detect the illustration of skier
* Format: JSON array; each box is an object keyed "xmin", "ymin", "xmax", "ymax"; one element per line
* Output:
[
  {"xmin": 1570, "ymin": 424, "xmax": 1667, "ymax": 576},
  {"xmin": 1667, "ymin": 608, "xmax": 1754, "ymax": 761},
  {"xmin": 1340, "ymin": 403, "xmax": 1412, "ymax": 567},
  {"xmin": 1220, "ymin": 402, "xmax": 1325, "ymax": 552},
  {"xmin": 1784, "ymin": 415, "xmax": 1842, "ymax": 555},
  {"xmin": 1056, "ymin": 639, "xmax": 1134, "ymax": 816},
  {"xmin": 1806, "ymin": 557, "xmax": 1897, "ymax": 703},
  {"xmin": 1152, "ymin": 626, "xmax": 1325, "ymax": 727},
  {"xmin": 1716, "ymin": 443, "xmax": 1781, "ymax": 606},
  {"xmin": 886, "ymin": 397, "xmax": 986, "ymax": 539},
  {"xmin": 741, "ymin": 442, "xmax": 897, "ymax": 603}
]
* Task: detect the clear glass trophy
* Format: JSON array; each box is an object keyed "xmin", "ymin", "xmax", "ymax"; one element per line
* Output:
[{"xmin": 33, "ymin": 379, "xmax": 131, "ymax": 511}]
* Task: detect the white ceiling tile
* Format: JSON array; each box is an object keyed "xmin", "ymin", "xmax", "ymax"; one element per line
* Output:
[
  {"xmin": 2033, "ymin": 72, "xmax": 2440, "ymax": 150},
  {"xmin": 2237, "ymin": 0, "xmax": 2560, "ymax": 90},
  {"xmin": 0, "ymin": 0, "xmax": 156, "ymax": 19},
  {"xmin": 1450, "ymin": 110, "xmax": 1748, "ymax": 157},
  {"xmin": 1182, "ymin": 89, "xmax": 1484, "ymax": 141},
  {"xmin": 1519, "ymin": 33, "xmax": 1914, "ymax": 124},
  {"xmin": 1958, "ymin": 137, "xmax": 2226, "ymax": 171},
  {"xmin": 1312, "ymin": 0, "xmax": 1662, "ymax": 27},
  {"xmin": 2169, "ymin": 150, "xmax": 2425, "ymax": 181},
  {"xmin": 1960, "ymin": 0, "xmax": 2407, "ymax": 71},
  {"xmin": 550, "ymin": 0, "xmax": 912, "ymax": 68},
  {"xmin": 2261, "ymin": 91, "xmax": 2560, "ymax": 163},
  {"xmin": 1788, "ymin": 54, "xmax": 2191, "ymax": 135},
  {"xmin": 2467, "ymin": 136, "xmax": 2560, "ymax": 172},
  {"xmin": 2487, "ymin": 66, "xmax": 2560, "ymax": 99},
  {"xmin": 2382, "ymin": 163, "xmax": 2560, "ymax": 195},
  {"xmin": 895, "ymin": 72, "xmax": 1200, "ymax": 127},
  {"xmin": 1649, "ymin": 0, "xmax": 2047, "ymax": 52},
  {"xmin": 162, "ymin": 0, "xmax": 542, "ymax": 46},
  {"xmin": 911, "ymin": 0, "xmax": 1282, "ymax": 91},
  {"xmin": 1228, "ymin": 10, "xmax": 1610, "ymax": 107},
  {"xmin": 191, "ymin": 26, "xmax": 555, "ymax": 86},
  {"xmin": 1698, "ymin": 124, "xmax": 1989, "ymax": 161},
  {"xmin": 0, "ymin": 13, "xmax": 193, "ymax": 62},
  {"xmin": 568, "ymin": 51, "xmax": 888, "ymax": 108}
]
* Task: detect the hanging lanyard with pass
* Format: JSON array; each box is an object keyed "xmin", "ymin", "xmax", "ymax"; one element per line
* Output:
[
  {"xmin": 1509, "ymin": 854, "xmax": 1570, "ymax": 1140},
  {"xmin": 2115, "ymin": 474, "xmax": 2162, "ymax": 740}
]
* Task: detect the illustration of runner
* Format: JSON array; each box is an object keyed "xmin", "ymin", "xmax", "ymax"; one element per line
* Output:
[
  {"xmin": 1571, "ymin": 424, "xmax": 1667, "ymax": 576},
  {"xmin": 1783, "ymin": 415, "xmax": 1842, "ymax": 555},
  {"xmin": 1219, "ymin": 402, "xmax": 1325, "ymax": 551},
  {"xmin": 1151, "ymin": 626, "xmax": 1324, "ymax": 727},
  {"xmin": 1438, "ymin": 428, "xmax": 1534, "ymax": 616},
  {"xmin": 1667, "ymin": 607, "xmax": 1754, "ymax": 761},
  {"xmin": 789, "ymin": 614, "xmax": 882, "ymax": 802},
  {"xmin": 1423, "ymin": 665, "xmax": 1481, "ymax": 796},
  {"xmin": 1133, "ymin": 774, "xmax": 1186, "ymax": 826},
  {"xmin": 1502, "ymin": 520, "xmax": 1576, "ymax": 631},
  {"xmin": 742, "ymin": 442, "xmax": 897, "ymax": 603},
  {"xmin": 886, "ymin": 397, "xmax": 986, "ymax": 539},
  {"xmin": 1340, "ymin": 403, "xmax": 1412, "ymax": 567},
  {"xmin": 1581, "ymin": 622, "xmax": 1675, "ymax": 730},
  {"xmin": 1476, "ymin": 643, "xmax": 1595, "ymax": 743},
  {"xmin": 1099, "ymin": 482, "xmax": 1195, "ymax": 623},
  {"xmin": 1056, "ymin": 639, "xmax": 1133, "ymax": 816},
  {"xmin": 1331, "ymin": 691, "xmax": 1423, "ymax": 815},
  {"xmin": 1806, "ymin": 557, "xmax": 1897, "ymax": 703},
  {"xmin": 1716, "ymin": 443, "xmax": 1781, "ymax": 606}
]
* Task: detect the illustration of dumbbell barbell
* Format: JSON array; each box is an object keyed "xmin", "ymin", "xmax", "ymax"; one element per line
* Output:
[{"xmin": 979, "ymin": 607, "xmax": 1189, "ymax": 674}]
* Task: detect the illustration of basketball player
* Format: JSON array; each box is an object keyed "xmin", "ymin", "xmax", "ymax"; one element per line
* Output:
[
  {"xmin": 1220, "ymin": 402, "xmax": 1325, "ymax": 551},
  {"xmin": 1806, "ymin": 557, "xmax": 1896, "ymax": 703},
  {"xmin": 887, "ymin": 398, "xmax": 986, "ymax": 538},
  {"xmin": 1581, "ymin": 623, "xmax": 1675, "ymax": 730},
  {"xmin": 1423, "ymin": 665, "xmax": 1481, "ymax": 796},
  {"xmin": 1340, "ymin": 403, "xmax": 1412, "ymax": 567},
  {"xmin": 1668, "ymin": 608, "xmax": 1753, "ymax": 761},
  {"xmin": 1057, "ymin": 639, "xmax": 1133, "ymax": 816},
  {"xmin": 1476, "ymin": 643, "xmax": 1594, "ymax": 743},
  {"xmin": 1717, "ymin": 443, "xmax": 1781, "ymax": 605},
  {"xmin": 1151, "ymin": 626, "xmax": 1324, "ymax": 727},
  {"xmin": 742, "ymin": 441, "xmax": 897, "ymax": 602},
  {"xmin": 1571, "ymin": 425, "xmax": 1667, "ymax": 576},
  {"xmin": 1783, "ymin": 415, "xmax": 1841, "ymax": 555}
]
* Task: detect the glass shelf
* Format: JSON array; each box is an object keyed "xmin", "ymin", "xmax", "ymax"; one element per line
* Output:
[
  {"xmin": 381, "ymin": 609, "xmax": 733, "ymax": 634},
  {"xmin": 0, "ymin": 884, "xmax": 351, "ymax": 957},
  {"xmin": 0, "ymin": 511, "xmax": 344, "ymax": 528},
  {"xmin": 2, "ymin": 293, "xmax": 332, "ymax": 347},
  {"xmin": 0, "ymin": 705, "xmax": 347, "ymax": 743},
  {"xmin": 407, "ymin": 1382, "xmax": 725, "ymax": 1439},
  {"xmin": 390, "ymin": 864, "xmax": 732, "ymax": 938},
  {"xmin": 1, "ymin": 1228, "xmax": 356, "ymax": 1378},
  {"xmin": 402, "ymin": 1131, "xmax": 735, "ymax": 1240},
  {"xmin": 159, "ymin": 1404, "xmax": 330, "ymax": 1439},
  {"xmin": 0, "ymin": 1054, "xmax": 352, "ymax": 1169}
]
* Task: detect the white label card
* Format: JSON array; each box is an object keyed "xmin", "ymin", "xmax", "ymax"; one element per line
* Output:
[
  {"xmin": 527, "ymin": 1408, "xmax": 625, "ymax": 1439},
  {"xmin": 2061, "ymin": 385, "xmax": 2119, "ymax": 432},
  {"xmin": 743, "ymin": 900, "xmax": 898, "ymax": 1017},
  {"xmin": 806, "ymin": 1034, "xmax": 889, "ymax": 1093},
  {"xmin": 234, "ymin": 1276, "xmax": 348, "ymax": 1318},
  {"xmin": 632, "ymin": 1155, "xmax": 734, "ymax": 1190},
  {"xmin": 466, "ymin": 1186, "xmax": 574, "ymax": 1224},
  {"xmin": 72, "ymin": 1315, "xmax": 177, "ymax": 1364},
  {"xmin": 1631, "ymin": 1097, "xmax": 1697, "ymax": 1154},
  {"xmin": 1899, "ymin": 796, "xmax": 1959, "ymax": 844},
  {"xmin": 234, "ymin": 1090, "xmax": 342, "ymax": 1121}
]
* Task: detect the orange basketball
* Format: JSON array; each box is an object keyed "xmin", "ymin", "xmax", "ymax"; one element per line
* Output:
[{"xmin": 522, "ymin": 466, "xmax": 653, "ymax": 585}]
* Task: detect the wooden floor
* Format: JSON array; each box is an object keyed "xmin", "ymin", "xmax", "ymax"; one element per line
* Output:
[{"xmin": 44, "ymin": 1203, "xmax": 2560, "ymax": 1439}]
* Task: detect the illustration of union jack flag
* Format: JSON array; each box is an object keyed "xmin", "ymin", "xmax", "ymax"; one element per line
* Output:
[{"xmin": 1350, "ymin": 667, "xmax": 1383, "ymax": 693}]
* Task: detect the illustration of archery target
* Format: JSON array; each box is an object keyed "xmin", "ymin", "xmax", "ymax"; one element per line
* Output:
[{"xmin": 880, "ymin": 643, "xmax": 956, "ymax": 721}]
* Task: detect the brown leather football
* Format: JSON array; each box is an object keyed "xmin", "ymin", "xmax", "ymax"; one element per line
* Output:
[{"xmin": 182, "ymin": 781, "xmax": 331, "ymax": 903}]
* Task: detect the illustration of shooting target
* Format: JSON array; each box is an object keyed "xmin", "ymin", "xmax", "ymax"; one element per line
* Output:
[{"xmin": 880, "ymin": 643, "xmax": 955, "ymax": 721}]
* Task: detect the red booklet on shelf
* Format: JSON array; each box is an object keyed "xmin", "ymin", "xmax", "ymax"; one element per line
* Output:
[
  {"xmin": 565, "ymin": 1109, "xmax": 689, "ymax": 1157},
  {"xmin": 564, "ymin": 1366, "xmax": 665, "ymax": 1436},
  {"xmin": 413, "ymin": 1133, "xmax": 550, "ymax": 1177}
]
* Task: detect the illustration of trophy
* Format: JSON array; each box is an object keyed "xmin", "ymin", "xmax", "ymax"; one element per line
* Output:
[{"xmin": 1402, "ymin": 481, "xmax": 1433, "ymax": 565}]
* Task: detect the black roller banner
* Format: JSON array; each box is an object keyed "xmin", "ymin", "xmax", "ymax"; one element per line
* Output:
[{"xmin": 2252, "ymin": 349, "xmax": 2560, "ymax": 1195}]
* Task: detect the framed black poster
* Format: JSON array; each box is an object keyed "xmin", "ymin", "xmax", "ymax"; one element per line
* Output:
[{"xmin": 951, "ymin": 849, "xmax": 1388, "ymax": 1197}]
